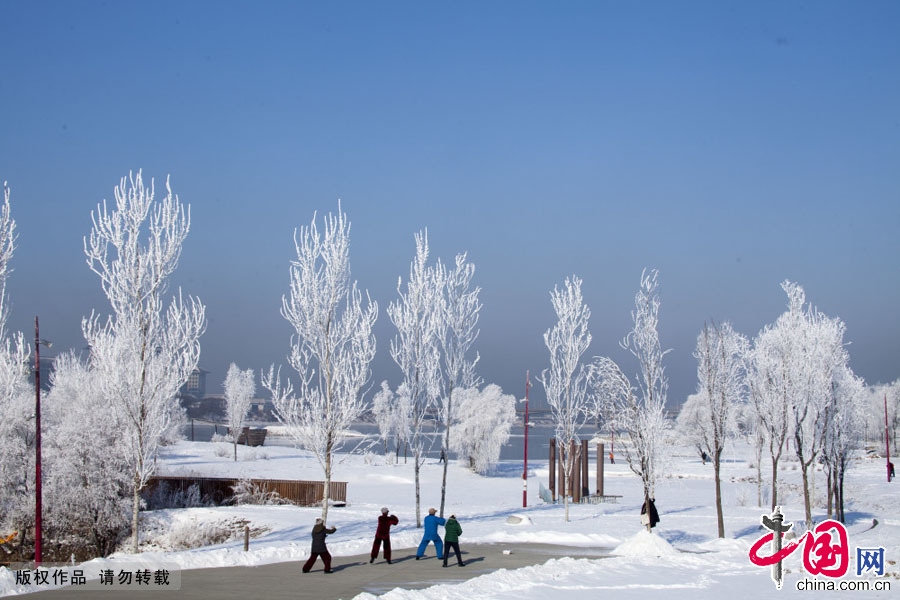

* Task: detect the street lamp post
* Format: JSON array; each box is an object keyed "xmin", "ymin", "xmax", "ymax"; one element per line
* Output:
[{"xmin": 33, "ymin": 317, "xmax": 51, "ymax": 565}]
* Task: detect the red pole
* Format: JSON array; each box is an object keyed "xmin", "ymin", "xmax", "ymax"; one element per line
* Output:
[
  {"xmin": 886, "ymin": 394, "xmax": 891, "ymax": 483},
  {"xmin": 523, "ymin": 370, "xmax": 530, "ymax": 508},
  {"xmin": 34, "ymin": 316, "xmax": 42, "ymax": 565}
]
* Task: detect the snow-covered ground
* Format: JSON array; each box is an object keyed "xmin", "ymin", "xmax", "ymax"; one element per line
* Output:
[{"xmin": 2, "ymin": 438, "xmax": 898, "ymax": 597}]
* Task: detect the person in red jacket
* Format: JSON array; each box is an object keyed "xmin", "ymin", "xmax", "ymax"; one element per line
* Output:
[{"xmin": 370, "ymin": 507, "xmax": 399, "ymax": 564}]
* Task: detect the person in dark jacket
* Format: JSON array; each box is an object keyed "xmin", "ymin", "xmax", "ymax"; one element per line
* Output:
[
  {"xmin": 442, "ymin": 514, "xmax": 465, "ymax": 567},
  {"xmin": 370, "ymin": 507, "xmax": 399, "ymax": 564},
  {"xmin": 415, "ymin": 508, "xmax": 445, "ymax": 560},
  {"xmin": 302, "ymin": 518, "xmax": 336, "ymax": 573},
  {"xmin": 641, "ymin": 498, "xmax": 660, "ymax": 529}
]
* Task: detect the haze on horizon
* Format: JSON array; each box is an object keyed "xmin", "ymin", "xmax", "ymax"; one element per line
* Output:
[{"xmin": 1, "ymin": 1, "xmax": 898, "ymax": 410}]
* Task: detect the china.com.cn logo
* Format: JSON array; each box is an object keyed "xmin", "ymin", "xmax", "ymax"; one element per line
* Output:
[{"xmin": 748, "ymin": 506, "xmax": 886, "ymax": 590}]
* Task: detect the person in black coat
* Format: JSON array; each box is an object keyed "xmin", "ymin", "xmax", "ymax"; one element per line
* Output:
[
  {"xmin": 302, "ymin": 518, "xmax": 336, "ymax": 573},
  {"xmin": 641, "ymin": 498, "xmax": 660, "ymax": 529}
]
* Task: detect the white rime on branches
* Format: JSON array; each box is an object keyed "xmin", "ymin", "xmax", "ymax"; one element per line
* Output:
[
  {"xmin": 748, "ymin": 280, "xmax": 853, "ymax": 528},
  {"xmin": 437, "ymin": 252, "xmax": 481, "ymax": 517},
  {"xmin": 83, "ymin": 170, "xmax": 206, "ymax": 553},
  {"xmin": 592, "ymin": 269, "xmax": 669, "ymax": 531},
  {"xmin": 224, "ymin": 363, "xmax": 256, "ymax": 461},
  {"xmin": 449, "ymin": 384, "xmax": 515, "ymax": 474},
  {"xmin": 388, "ymin": 230, "xmax": 443, "ymax": 528},
  {"xmin": 372, "ymin": 380, "xmax": 411, "ymax": 459},
  {"xmin": 45, "ymin": 352, "xmax": 131, "ymax": 555},
  {"xmin": 538, "ymin": 275, "xmax": 592, "ymax": 523},
  {"xmin": 690, "ymin": 321, "xmax": 748, "ymax": 538},
  {"xmin": 823, "ymin": 361, "xmax": 865, "ymax": 523},
  {"xmin": 0, "ymin": 181, "xmax": 33, "ymax": 542},
  {"xmin": 263, "ymin": 203, "xmax": 377, "ymax": 522}
]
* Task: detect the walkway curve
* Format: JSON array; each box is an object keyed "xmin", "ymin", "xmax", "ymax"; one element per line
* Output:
[{"xmin": 28, "ymin": 543, "xmax": 612, "ymax": 599}]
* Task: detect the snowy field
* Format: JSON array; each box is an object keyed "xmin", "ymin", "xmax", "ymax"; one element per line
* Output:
[{"xmin": 2, "ymin": 438, "xmax": 897, "ymax": 598}]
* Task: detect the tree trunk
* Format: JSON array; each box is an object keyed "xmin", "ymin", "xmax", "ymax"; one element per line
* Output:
[
  {"xmin": 770, "ymin": 454, "xmax": 779, "ymax": 511},
  {"xmin": 414, "ymin": 448, "xmax": 422, "ymax": 527},
  {"xmin": 755, "ymin": 437, "xmax": 763, "ymax": 507},
  {"xmin": 321, "ymin": 438, "xmax": 333, "ymax": 522},
  {"xmin": 644, "ymin": 490, "xmax": 652, "ymax": 533},
  {"xmin": 234, "ymin": 440, "xmax": 238, "ymax": 462},
  {"xmin": 826, "ymin": 466, "xmax": 833, "ymax": 519},
  {"xmin": 714, "ymin": 447, "xmax": 724, "ymax": 538},
  {"xmin": 800, "ymin": 462, "xmax": 812, "ymax": 529},
  {"xmin": 439, "ymin": 386, "xmax": 453, "ymax": 518},
  {"xmin": 837, "ymin": 467, "xmax": 845, "ymax": 524},
  {"xmin": 810, "ymin": 462, "xmax": 816, "ymax": 509},
  {"xmin": 131, "ymin": 477, "xmax": 141, "ymax": 554}
]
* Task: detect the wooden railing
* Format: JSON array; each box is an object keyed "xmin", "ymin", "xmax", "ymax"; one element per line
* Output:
[{"xmin": 145, "ymin": 476, "xmax": 347, "ymax": 507}]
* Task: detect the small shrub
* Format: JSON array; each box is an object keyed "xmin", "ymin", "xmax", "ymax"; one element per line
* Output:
[
  {"xmin": 168, "ymin": 521, "xmax": 232, "ymax": 550},
  {"xmin": 146, "ymin": 482, "xmax": 206, "ymax": 510},
  {"xmin": 231, "ymin": 479, "xmax": 287, "ymax": 505},
  {"xmin": 241, "ymin": 448, "xmax": 268, "ymax": 461}
]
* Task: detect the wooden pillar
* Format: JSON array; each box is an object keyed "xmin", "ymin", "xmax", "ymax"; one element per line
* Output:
[
  {"xmin": 549, "ymin": 439, "xmax": 556, "ymax": 502},
  {"xmin": 572, "ymin": 443, "xmax": 580, "ymax": 503},
  {"xmin": 558, "ymin": 441, "xmax": 565, "ymax": 502},
  {"xmin": 582, "ymin": 439, "xmax": 589, "ymax": 498},
  {"xmin": 569, "ymin": 440, "xmax": 578, "ymax": 500},
  {"xmin": 597, "ymin": 443, "xmax": 605, "ymax": 496}
]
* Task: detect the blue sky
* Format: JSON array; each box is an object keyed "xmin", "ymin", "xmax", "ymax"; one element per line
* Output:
[{"xmin": 1, "ymin": 1, "xmax": 898, "ymax": 408}]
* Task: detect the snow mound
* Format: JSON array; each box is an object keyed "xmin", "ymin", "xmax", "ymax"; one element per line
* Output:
[
  {"xmin": 612, "ymin": 529, "xmax": 679, "ymax": 557},
  {"xmin": 505, "ymin": 514, "xmax": 533, "ymax": 526},
  {"xmin": 364, "ymin": 473, "xmax": 413, "ymax": 485},
  {"xmin": 699, "ymin": 537, "xmax": 749, "ymax": 554}
]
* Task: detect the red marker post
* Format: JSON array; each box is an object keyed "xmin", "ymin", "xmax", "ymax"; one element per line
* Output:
[{"xmin": 886, "ymin": 394, "xmax": 892, "ymax": 483}]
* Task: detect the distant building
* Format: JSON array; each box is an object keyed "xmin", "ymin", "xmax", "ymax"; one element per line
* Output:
[
  {"xmin": 249, "ymin": 397, "xmax": 275, "ymax": 421},
  {"xmin": 180, "ymin": 367, "xmax": 210, "ymax": 398},
  {"xmin": 186, "ymin": 394, "xmax": 227, "ymax": 421}
]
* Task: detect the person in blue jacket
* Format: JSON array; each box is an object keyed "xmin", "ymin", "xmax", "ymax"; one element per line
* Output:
[{"xmin": 415, "ymin": 508, "xmax": 445, "ymax": 560}]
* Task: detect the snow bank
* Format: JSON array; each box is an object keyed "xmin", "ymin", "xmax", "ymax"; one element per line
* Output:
[
  {"xmin": 612, "ymin": 529, "xmax": 679, "ymax": 557},
  {"xmin": 504, "ymin": 514, "xmax": 533, "ymax": 526}
]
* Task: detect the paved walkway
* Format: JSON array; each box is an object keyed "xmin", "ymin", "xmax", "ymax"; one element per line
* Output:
[{"xmin": 29, "ymin": 543, "xmax": 611, "ymax": 599}]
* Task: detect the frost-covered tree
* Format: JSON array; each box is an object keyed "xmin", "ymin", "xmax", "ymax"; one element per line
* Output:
[
  {"xmin": 592, "ymin": 269, "xmax": 669, "ymax": 531},
  {"xmin": 45, "ymin": 352, "xmax": 131, "ymax": 555},
  {"xmin": 372, "ymin": 380, "xmax": 411, "ymax": 460},
  {"xmin": 83, "ymin": 171, "xmax": 206, "ymax": 553},
  {"xmin": 749, "ymin": 281, "xmax": 847, "ymax": 527},
  {"xmin": 865, "ymin": 379, "xmax": 899, "ymax": 451},
  {"xmin": 734, "ymin": 400, "xmax": 767, "ymax": 507},
  {"xmin": 372, "ymin": 380, "xmax": 396, "ymax": 455},
  {"xmin": 0, "ymin": 181, "xmax": 33, "ymax": 548},
  {"xmin": 437, "ymin": 253, "xmax": 481, "ymax": 517},
  {"xmin": 677, "ymin": 393, "xmax": 709, "ymax": 461},
  {"xmin": 449, "ymin": 384, "xmax": 515, "ymax": 474},
  {"xmin": 749, "ymin": 286, "xmax": 798, "ymax": 513},
  {"xmin": 388, "ymin": 231, "xmax": 443, "ymax": 527},
  {"xmin": 823, "ymin": 361, "xmax": 865, "ymax": 523},
  {"xmin": 263, "ymin": 204, "xmax": 377, "ymax": 522},
  {"xmin": 691, "ymin": 321, "xmax": 748, "ymax": 538},
  {"xmin": 538, "ymin": 275, "xmax": 592, "ymax": 522},
  {"xmin": 791, "ymin": 307, "xmax": 845, "ymax": 528},
  {"xmin": 224, "ymin": 363, "xmax": 256, "ymax": 461}
]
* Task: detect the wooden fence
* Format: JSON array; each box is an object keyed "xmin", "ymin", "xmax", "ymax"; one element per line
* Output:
[{"xmin": 145, "ymin": 476, "xmax": 347, "ymax": 507}]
